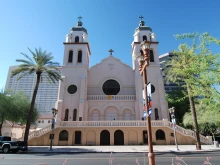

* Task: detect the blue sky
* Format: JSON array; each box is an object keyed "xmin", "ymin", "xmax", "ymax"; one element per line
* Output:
[{"xmin": 0, "ymin": 0, "xmax": 220, "ymax": 89}]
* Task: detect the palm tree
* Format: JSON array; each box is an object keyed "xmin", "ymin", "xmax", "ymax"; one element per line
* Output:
[
  {"xmin": 164, "ymin": 44, "xmax": 202, "ymax": 150},
  {"xmin": 11, "ymin": 48, "xmax": 62, "ymax": 149}
]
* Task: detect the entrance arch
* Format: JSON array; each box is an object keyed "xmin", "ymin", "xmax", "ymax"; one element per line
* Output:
[
  {"xmin": 100, "ymin": 130, "xmax": 110, "ymax": 145},
  {"xmin": 114, "ymin": 130, "xmax": 124, "ymax": 145}
]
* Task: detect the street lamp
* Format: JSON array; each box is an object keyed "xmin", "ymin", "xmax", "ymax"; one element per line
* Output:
[
  {"xmin": 49, "ymin": 108, "xmax": 58, "ymax": 151},
  {"xmin": 136, "ymin": 40, "xmax": 155, "ymax": 165},
  {"xmin": 169, "ymin": 107, "xmax": 179, "ymax": 151}
]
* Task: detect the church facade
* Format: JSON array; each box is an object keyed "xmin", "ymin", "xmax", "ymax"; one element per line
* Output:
[{"xmin": 28, "ymin": 18, "xmax": 210, "ymax": 146}]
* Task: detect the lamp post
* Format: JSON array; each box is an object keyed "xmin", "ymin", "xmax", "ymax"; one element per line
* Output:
[
  {"xmin": 49, "ymin": 108, "xmax": 58, "ymax": 151},
  {"xmin": 136, "ymin": 41, "xmax": 155, "ymax": 165},
  {"xmin": 169, "ymin": 107, "xmax": 179, "ymax": 151}
]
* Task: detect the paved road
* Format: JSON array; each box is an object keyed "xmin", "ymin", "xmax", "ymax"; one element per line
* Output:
[{"xmin": 0, "ymin": 151, "xmax": 219, "ymax": 165}]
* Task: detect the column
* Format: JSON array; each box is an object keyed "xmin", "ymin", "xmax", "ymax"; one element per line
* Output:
[
  {"xmin": 110, "ymin": 130, "xmax": 114, "ymax": 145},
  {"xmin": 137, "ymin": 130, "xmax": 143, "ymax": 144},
  {"xmin": 68, "ymin": 130, "xmax": 73, "ymax": 146},
  {"xmin": 123, "ymin": 130, "xmax": 128, "ymax": 145},
  {"xmin": 53, "ymin": 129, "xmax": 59, "ymax": 146},
  {"xmin": 100, "ymin": 115, "xmax": 104, "ymax": 121},
  {"xmin": 151, "ymin": 128, "xmax": 156, "ymax": 144},
  {"xmin": 95, "ymin": 130, "xmax": 100, "ymax": 145},
  {"xmin": 79, "ymin": 76, "xmax": 86, "ymax": 119},
  {"xmin": 81, "ymin": 130, "xmax": 86, "ymax": 145}
]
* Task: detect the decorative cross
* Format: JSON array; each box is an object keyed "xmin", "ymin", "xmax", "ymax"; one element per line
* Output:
[
  {"xmin": 109, "ymin": 49, "xmax": 114, "ymax": 55},
  {"xmin": 139, "ymin": 15, "xmax": 144, "ymax": 21},
  {"xmin": 78, "ymin": 16, "xmax": 82, "ymax": 21}
]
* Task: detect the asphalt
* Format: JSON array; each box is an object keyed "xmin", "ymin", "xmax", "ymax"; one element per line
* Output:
[{"xmin": 24, "ymin": 145, "xmax": 220, "ymax": 153}]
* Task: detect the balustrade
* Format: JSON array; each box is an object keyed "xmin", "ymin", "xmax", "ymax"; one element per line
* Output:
[
  {"xmin": 87, "ymin": 95, "xmax": 136, "ymax": 100},
  {"xmin": 18, "ymin": 120, "xmax": 209, "ymax": 144}
]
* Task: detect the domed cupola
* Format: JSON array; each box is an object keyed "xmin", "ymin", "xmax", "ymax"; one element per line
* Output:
[
  {"xmin": 135, "ymin": 16, "xmax": 152, "ymax": 32},
  {"xmin": 70, "ymin": 16, "xmax": 88, "ymax": 34},
  {"xmin": 133, "ymin": 16, "xmax": 156, "ymax": 42},
  {"xmin": 66, "ymin": 16, "xmax": 88, "ymax": 43}
]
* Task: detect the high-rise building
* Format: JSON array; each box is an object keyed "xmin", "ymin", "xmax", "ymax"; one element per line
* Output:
[
  {"xmin": 5, "ymin": 66, "xmax": 59, "ymax": 114},
  {"xmin": 159, "ymin": 52, "xmax": 184, "ymax": 93}
]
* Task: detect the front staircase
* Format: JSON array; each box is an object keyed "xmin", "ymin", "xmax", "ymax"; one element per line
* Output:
[{"xmin": 17, "ymin": 120, "xmax": 211, "ymax": 144}]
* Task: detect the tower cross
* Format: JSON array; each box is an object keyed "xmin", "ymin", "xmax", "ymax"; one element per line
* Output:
[
  {"xmin": 78, "ymin": 16, "xmax": 82, "ymax": 21},
  {"xmin": 139, "ymin": 15, "xmax": 144, "ymax": 21},
  {"xmin": 109, "ymin": 49, "xmax": 114, "ymax": 55}
]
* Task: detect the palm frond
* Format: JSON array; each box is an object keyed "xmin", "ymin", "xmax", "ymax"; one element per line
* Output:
[
  {"xmin": 14, "ymin": 47, "xmax": 62, "ymax": 84},
  {"xmin": 11, "ymin": 67, "xmax": 30, "ymax": 78},
  {"xmin": 45, "ymin": 69, "xmax": 62, "ymax": 83},
  {"xmin": 20, "ymin": 52, "xmax": 35, "ymax": 64},
  {"xmin": 16, "ymin": 59, "xmax": 34, "ymax": 66}
]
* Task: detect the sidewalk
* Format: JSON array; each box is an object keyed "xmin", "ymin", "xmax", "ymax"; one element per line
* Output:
[{"xmin": 26, "ymin": 145, "xmax": 220, "ymax": 153}]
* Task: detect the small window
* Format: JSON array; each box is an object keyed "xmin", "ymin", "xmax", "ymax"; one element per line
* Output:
[
  {"xmin": 156, "ymin": 129, "xmax": 166, "ymax": 140},
  {"xmin": 150, "ymin": 50, "xmax": 154, "ymax": 62},
  {"xmin": 155, "ymin": 108, "xmax": 159, "ymax": 120},
  {"xmin": 77, "ymin": 51, "xmax": 82, "ymax": 63},
  {"xmin": 143, "ymin": 35, "xmax": 147, "ymax": 41},
  {"xmin": 68, "ymin": 50, "xmax": 73, "ymax": 63},
  {"xmin": 48, "ymin": 120, "xmax": 50, "ymax": 123},
  {"xmin": 67, "ymin": 85, "xmax": 77, "ymax": 94},
  {"xmin": 38, "ymin": 120, "xmax": 41, "ymax": 123},
  {"xmin": 64, "ymin": 109, "xmax": 69, "ymax": 121},
  {"xmin": 73, "ymin": 109, "xmax": 77, "ymax": 121},
  {"xmin": 75, "ymin": 36, "xmax": 79, "ymax": 42},
  {"xmin": 59, "ymin": 130, "xmax": 68, "ymax": 141}
]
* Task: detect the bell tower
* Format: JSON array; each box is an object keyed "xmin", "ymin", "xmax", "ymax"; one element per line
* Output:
[
  {"xmin": 131, "ymin": 16, "xmax": 169, "ymax": 120},
  {"xmin": 63, "ymin": 16, "xmax": 90, "ymax": 68},
  {"xmin": 56, "ymin": 16, "xmax": 91, "ymax": 122}
]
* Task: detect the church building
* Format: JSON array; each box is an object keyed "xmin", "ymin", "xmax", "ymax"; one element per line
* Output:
[{"xmin": 28, "ymin": 17, "xmax": 210, "ymax": 146}]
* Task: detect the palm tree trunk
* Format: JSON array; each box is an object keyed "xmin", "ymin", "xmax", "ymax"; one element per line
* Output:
[
  {"xmin": 23, "ymin": 72, "xmax": 41, "ymax": 150},
  {"xmin": 0, "ymin": 116, "xmax": 4, "ymax": 136},
  {"xmin": 0, "ymin": 123, "xmax": 2, "ymax": 136},
  {"xmin": 187, "ymin": 83, "xmax": 201, "ymax": 150}
]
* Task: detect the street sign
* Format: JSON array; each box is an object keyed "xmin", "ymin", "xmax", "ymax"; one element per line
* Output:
[
  {"xmin": 143, "ymin": 111, "xmax": 146, "ymax": 117},
  {"xmin": 148, "ymin": 108, "xmax": 152, "ymax": 116}
]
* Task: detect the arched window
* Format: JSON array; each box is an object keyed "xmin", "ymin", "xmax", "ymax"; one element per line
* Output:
[
  {"xmin": 156, "ymin": 129, "xmax": 166, "ymax": 140},
  {"xmin": 75, "ymin": 36, "xmax": 79, "ymax": 42},
  {"xmin": 59, "ymin": 130, "xmax": 68, "ymax": 141},
  {"xmin": 64, "ymin": 109, "xmax": 69, "ymax": 121},
  {"xmin": 77, "ymin": 50, "xmax": 82, "ymax": 63},
  {"xmin": 73, "ymin": 109, "xmax": 77, "ymax": 121},
  {"xmin": 150, "ymin": 50, "xmax": 154, "ymax": 62},
  {"xmin": 68, "ymin": 50, "xmax": 73, "ymax": 63},
  {"xmin": 155, "ymin": 108, "xmax": 159, "ymax": 120},
  {"xmin": 140, "ymin": 49, "xmax": 144, "ymax": 55},
  {"xmin": 143, "ymin": 35, "xmax": 147, "ymax": 41}
]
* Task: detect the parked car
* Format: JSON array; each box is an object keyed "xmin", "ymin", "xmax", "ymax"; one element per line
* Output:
[{"xmin": 0, "ymin": 136, "xmax": 25, "ymax": 153}]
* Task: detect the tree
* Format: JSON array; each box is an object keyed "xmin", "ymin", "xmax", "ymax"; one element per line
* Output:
[
  {"xmin": 0, "ymin": 90, "xmax": 11, "ymax": 136},
  {"xmin": 11, "ymin": 48, "xmax": 62, "ymax": 149},
  {"xmin": 165, "ymin": 90, "xmax": 190, "ymax": 125},
  {"xmin": 0, "ymin": 90, "xmax": 38, "ymax": 135},
  {"xmin": 164, "ymin": 32, "xmax": 220, "ymax": 150}
]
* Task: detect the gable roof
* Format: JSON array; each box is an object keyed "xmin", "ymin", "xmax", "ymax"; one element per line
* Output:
[{"xmin": 90, "ymin": 55, "xmax": 132, "ymax": 70}]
